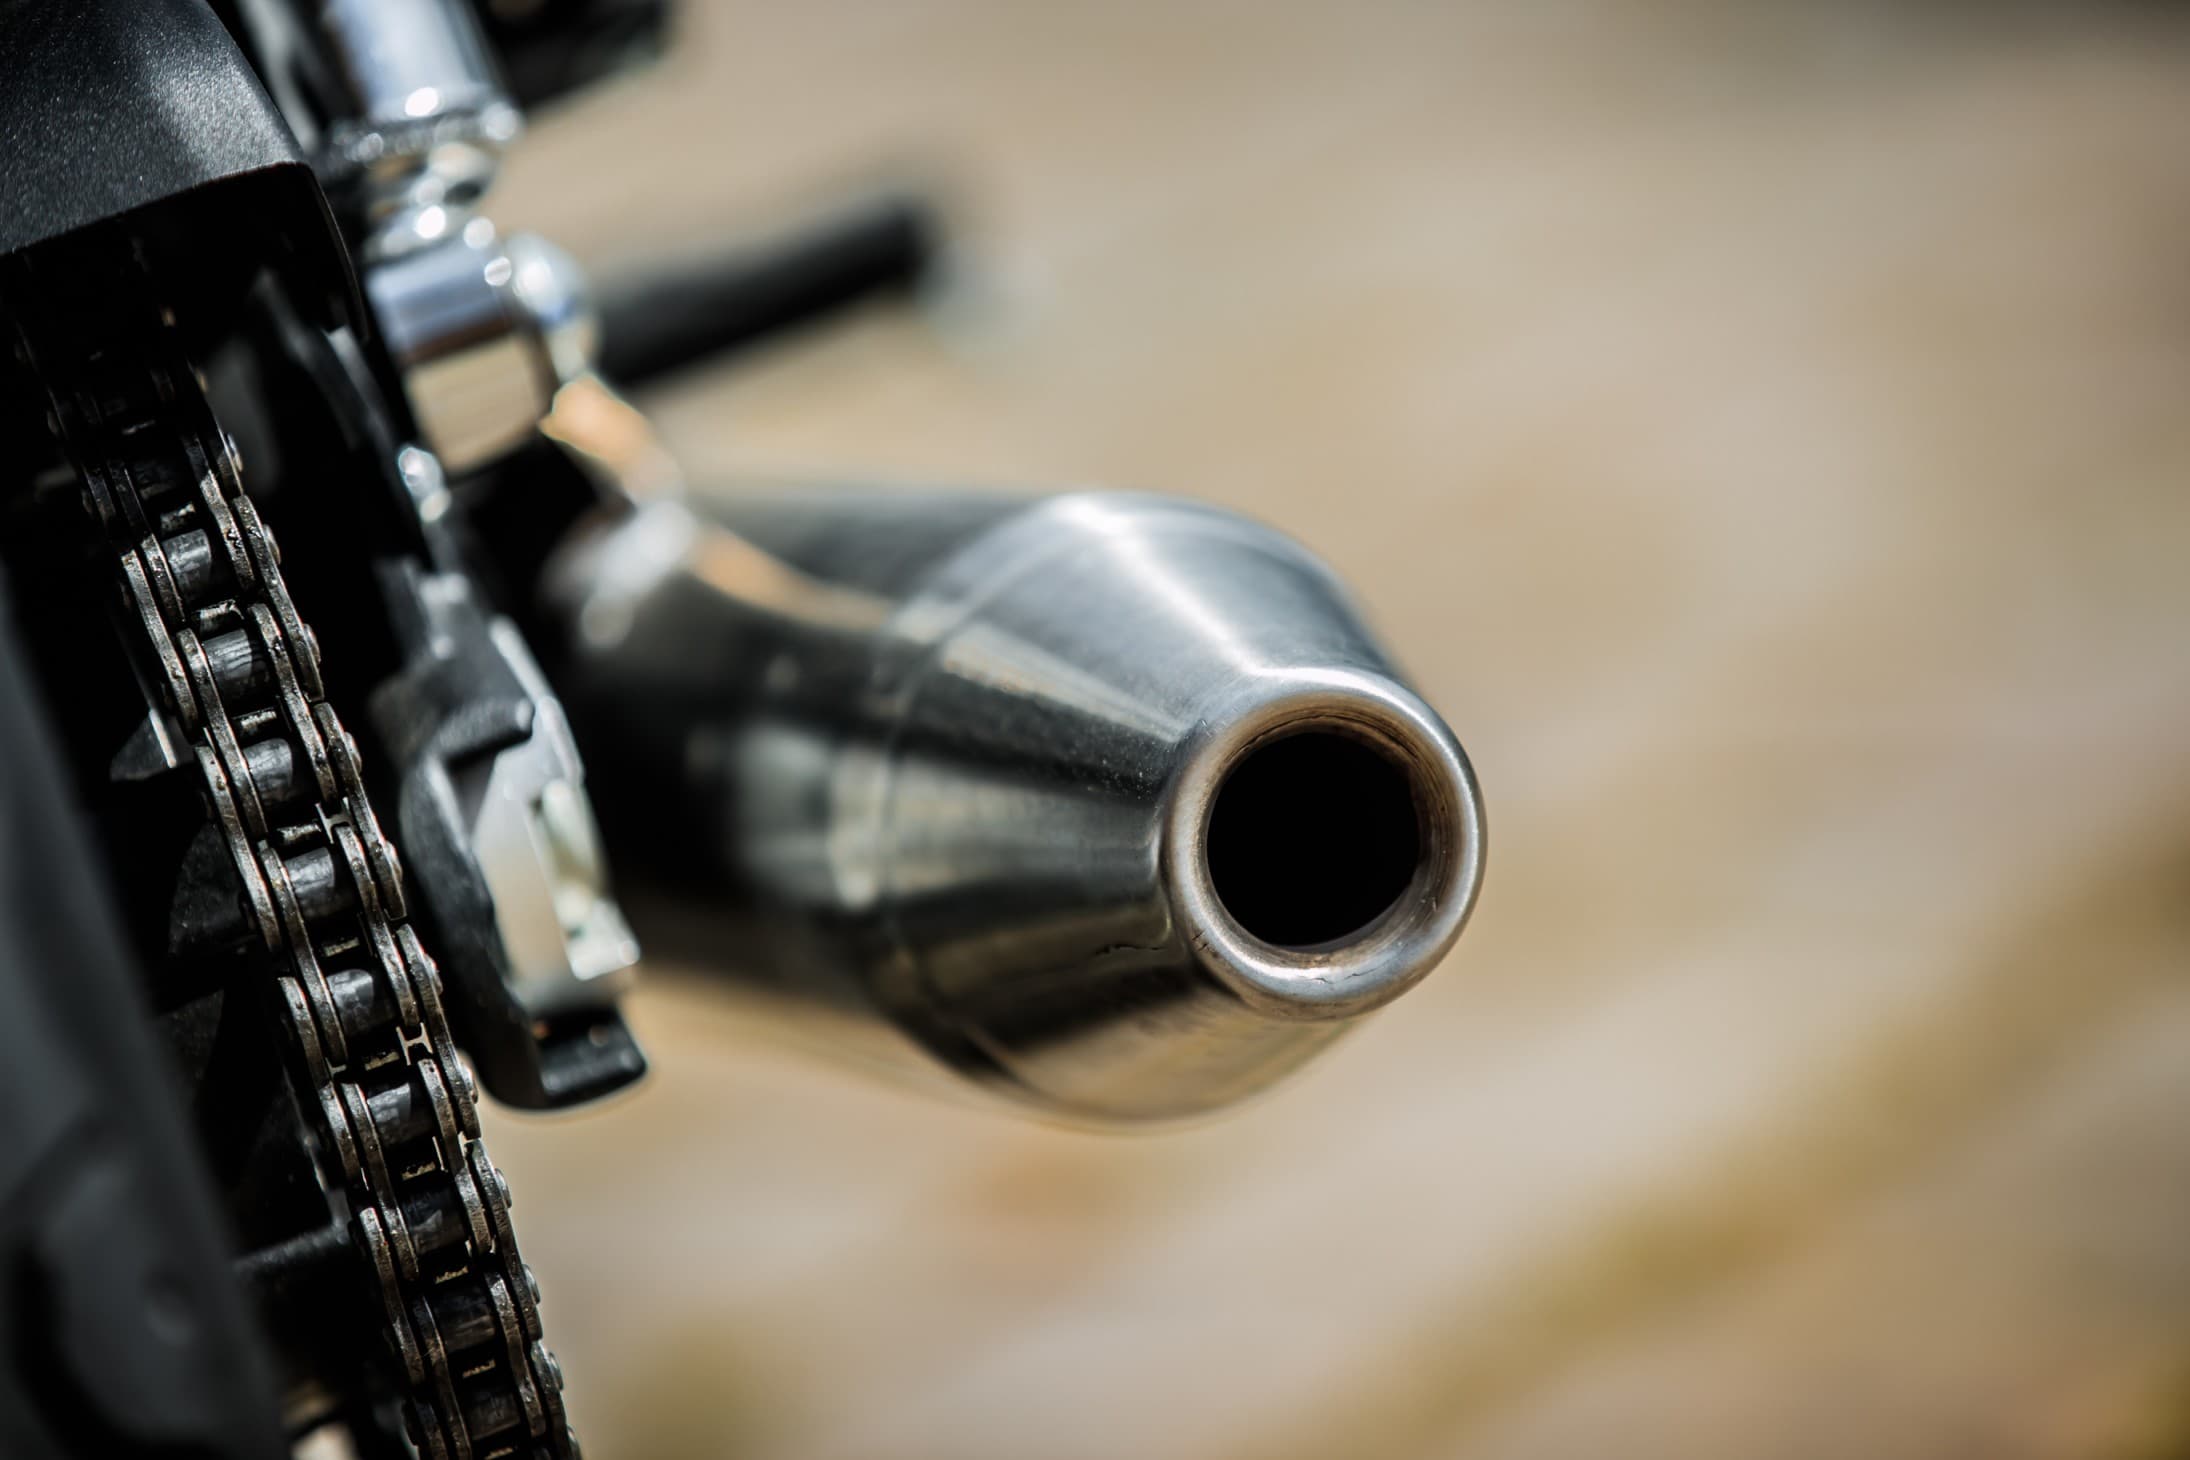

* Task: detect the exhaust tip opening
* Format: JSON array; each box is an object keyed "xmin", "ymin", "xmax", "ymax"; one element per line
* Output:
[
  {"xmin": 1165, "ymin": 671, "xmax": 1483, "ymax": 1021},
  {"xmin": 1206, "ymin": 730, "xmax": 1421, "ymax": 949}
]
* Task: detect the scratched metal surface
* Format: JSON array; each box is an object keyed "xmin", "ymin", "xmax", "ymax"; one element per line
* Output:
[{"xmin": 484, "ymin": 3, "xmax": 2190, "ymax": 1456}]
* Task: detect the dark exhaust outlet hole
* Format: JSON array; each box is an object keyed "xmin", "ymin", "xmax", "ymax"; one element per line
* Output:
[{"xmin": 1206, "ymin": 730, "xmax": 1421, "ymax": 948}]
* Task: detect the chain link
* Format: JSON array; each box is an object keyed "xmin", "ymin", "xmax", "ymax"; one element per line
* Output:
[{"xmin": 27, "ymin": 275, "xmax": 576, "ymax": 1460}]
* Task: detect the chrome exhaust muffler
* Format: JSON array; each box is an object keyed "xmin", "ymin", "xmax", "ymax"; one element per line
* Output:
[{"xmin": 543, "ymin": 486, "xmax": 1483, "ymax": 1121}]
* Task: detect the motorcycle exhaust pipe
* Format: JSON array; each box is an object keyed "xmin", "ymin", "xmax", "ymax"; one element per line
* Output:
[{"xmin": 542, "ymin": 488, "xmax": 1484, "ymax": 1121}]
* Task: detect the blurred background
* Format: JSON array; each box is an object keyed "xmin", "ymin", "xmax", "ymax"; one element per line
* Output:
[{"xmin": 484, "ymin": 1, "xmax": 2190, "ymax": 1456}]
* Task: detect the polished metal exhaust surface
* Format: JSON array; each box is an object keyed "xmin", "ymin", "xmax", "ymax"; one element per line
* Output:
[{"xmin": 544, "ymin": 488, "xmax": 1484, "ymax": 1121}]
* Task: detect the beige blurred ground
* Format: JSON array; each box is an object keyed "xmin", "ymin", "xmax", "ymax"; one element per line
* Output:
[{"xmin": 485, "ymin": 2, "xmax": 2190, "ymax": 1457}]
